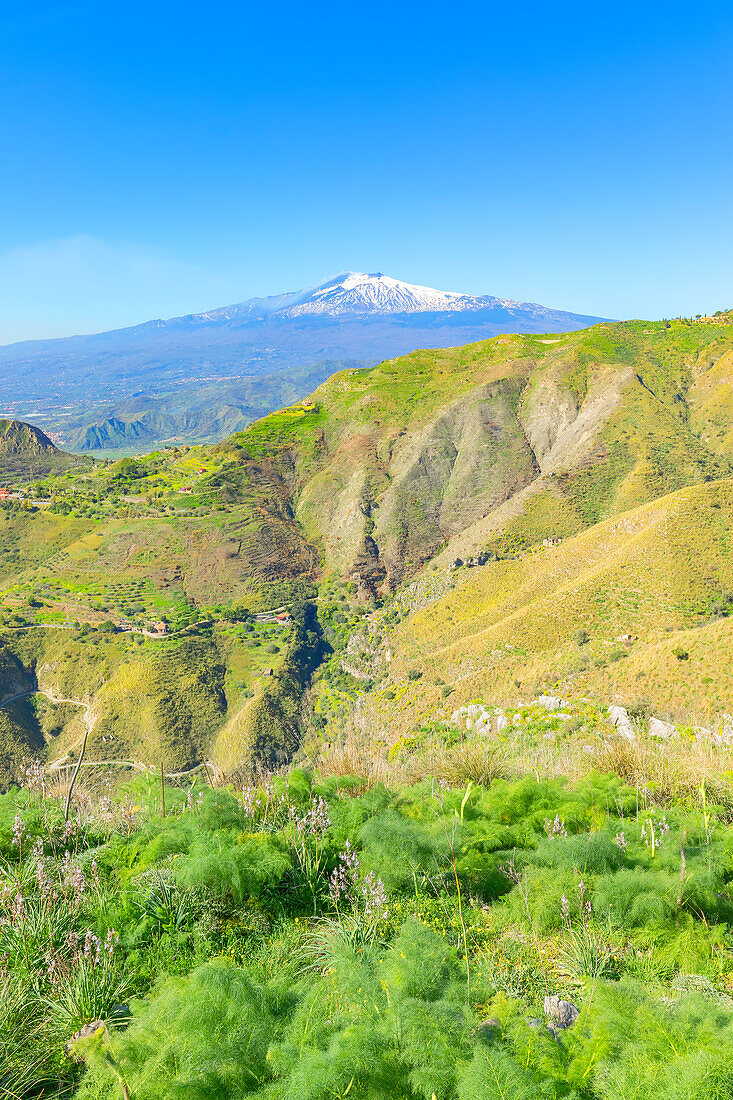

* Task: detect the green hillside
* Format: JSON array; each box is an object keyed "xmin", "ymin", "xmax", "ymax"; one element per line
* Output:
[
  {"xmin": 1, "ymin": 316, "xmax": 733, "ymax": 785},
  {"xmin": 5, "ymin": 316, "xmax": 733, "ymax": 1100},
  {"xmin": 0, "ymin": 418, "xmax": 87, "ymax": 483}
]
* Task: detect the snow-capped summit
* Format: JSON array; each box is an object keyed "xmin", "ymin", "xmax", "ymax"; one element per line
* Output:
[
  {"xmin": 271, "ymin": 271, "xmax": 534, "ymax": 318},
  {"xmin": 0, "ymin": 270, "xmax": 609, "ymax": 451},
  {"xmin": 162, "ymin": 271, "xmax": 592, "ymax": 327},
  {"xmin": 278, "ymin": 272, "xmax": 480, "ymax": 316}
]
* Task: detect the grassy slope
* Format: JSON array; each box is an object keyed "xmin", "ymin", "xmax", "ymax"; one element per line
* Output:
[
  {"xmin": 2, "ymin": 316, "xmax": 733, "ymax": 779},
  {"xmin": 331, "ymin": 478, "xmax": 733, "ymax": 749}
]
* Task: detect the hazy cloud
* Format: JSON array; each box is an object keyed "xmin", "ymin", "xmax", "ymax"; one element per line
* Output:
[{"xmin": 0, "ymin": 236, "xmax": 241, "ymax": 344}]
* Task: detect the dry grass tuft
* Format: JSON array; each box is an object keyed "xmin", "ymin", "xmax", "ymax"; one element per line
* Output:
[
  {"xmin": 592, "ymin": 735, "xmax": 733, "ymax": 811},
  {"xmin": 317, "ymin": 710, "xmax": 733, "ymax": 813}
]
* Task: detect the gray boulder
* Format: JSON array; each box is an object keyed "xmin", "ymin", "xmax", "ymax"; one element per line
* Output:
[
  {"xmin": 544, "ymin": 994, "xmax": 579, "ymax": 1031},
  {"xmin": 649, "ymin": 717, "xmax": 675, "ymax": 740},
  {"xmin": 535, "ymin": 694, "xmax": 567, "ymax": 711},
  {"xmin": 607, "ymin": 704, "xmax": 636, "ymax": 741}
]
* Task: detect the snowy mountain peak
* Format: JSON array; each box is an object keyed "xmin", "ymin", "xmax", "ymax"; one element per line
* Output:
[
  {"xmin": 135, "ymin": 272, "xmax": 605, "ymax": 331},
  {"xmin": 277, "ymin": 271, "xmax": 494, "ymax": 317}
]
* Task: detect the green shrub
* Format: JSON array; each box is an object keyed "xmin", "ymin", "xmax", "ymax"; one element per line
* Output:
[
  {"xmin": 530, "ymin": 831, "xmax": 625, "ymax": 876},
  {"xmin": 9, "ymin": 755, "xmax": 733, "ymax": 1097},
  {"xmin": 74, "ymin": 962, "xmax": 280, "ymax": 1100},
  {"xmin": 458, "ymin": 1046, "xmax": 566, "ymax": 1100},
  {"xmin": 626, "ymin": 696, "xmax": 653, "ymax": 721},
  {"xmin": 359, "ymin": 810, "xmax": 448, "ymax": 892},
  {"xmin": 176, "ymin": 832, "xmax": 290, "ymax": 902},
  {"xmin": 565, "ymin": 979, "xmax": 733, "ymax": 1099},
  {"xmin": 593, "ymin": 868, "xmax": 677, "ymax": 927}
]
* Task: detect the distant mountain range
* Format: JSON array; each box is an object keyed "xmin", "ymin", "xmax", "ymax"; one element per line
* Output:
[{"xmin": 0, "ymin": 272, "xmax": 609, "ymax": 451}]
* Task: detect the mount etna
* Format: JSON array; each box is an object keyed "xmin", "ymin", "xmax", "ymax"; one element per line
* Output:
[{"xmin": 0, "ymin": 272, "xmax": 607, "ymax": 452}]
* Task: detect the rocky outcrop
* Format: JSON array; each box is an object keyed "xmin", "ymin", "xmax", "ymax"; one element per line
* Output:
[
  {"xmin": 649, "ymin": 717, "xmax": 675, "ymax": 739},
  {"xmin": 450, "ymin": 703, "xmax": 499, "ymax": 734},
  {"xmin": 608, "ymin": 704, "xmax": 636, "ymax": 741},
  {"xmin": 544, "ymin": 995, "xmax": 580, "ymax": 1032},
  {"xmin": 535, "ymin": 694, "xmax": 568, "ymax": 710}
]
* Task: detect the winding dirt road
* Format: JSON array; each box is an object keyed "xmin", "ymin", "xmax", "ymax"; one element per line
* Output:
[{"xmin": 0, "ymin": 688, "xmax": 216, "ymax": 780}]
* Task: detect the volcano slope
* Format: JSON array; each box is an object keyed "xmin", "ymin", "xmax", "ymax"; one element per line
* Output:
[{"xmin": 1, "ymin": 314, "xmax": 733, "ymax": 783}]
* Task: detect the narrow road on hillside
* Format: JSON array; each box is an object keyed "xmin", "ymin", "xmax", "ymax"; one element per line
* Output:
[
  {"xmin": 0, "ymin": 689, "xmax": 217, "ymax": 781},
  {"xmin": 2, "ymin": 623, "xmax": 76, "ymax": 632},
  {"xmin": 0, "ymin": 688, "xmax": 92, "ymax": 721},
  {"xmin": 0, "ymin": 689, "xmax": 94, "ymax": 770}
]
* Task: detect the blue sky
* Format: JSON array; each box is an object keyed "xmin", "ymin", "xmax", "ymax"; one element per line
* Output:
[{"xmin": 1, "ymin": 0, "xmax": 732, "ymax": 341}]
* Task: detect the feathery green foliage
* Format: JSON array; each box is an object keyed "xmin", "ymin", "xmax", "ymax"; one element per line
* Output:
[{"xmin": 2, "ymin": 760, "xmax": 733, "ymax": 1097}]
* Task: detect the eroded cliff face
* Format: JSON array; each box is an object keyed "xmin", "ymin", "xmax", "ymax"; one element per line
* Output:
[
  {"xmin": 372, "ymin": 378, "xmax": 539, "ymax": 587},
  {"xmin": 290, "ymin": 355, "xmax": 644, "ymax": 594},
  {"xmin": 519, "ymin": 364, "xmax": 634, "ymax": 475},
  {"xmin": 296, "ymin": 433, "xmax": 389, "ymax": 579}
]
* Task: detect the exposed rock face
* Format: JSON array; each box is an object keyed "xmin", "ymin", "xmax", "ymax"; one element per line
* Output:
[
  {"xmin": 340, "ymin": 625, "xmax": 388, "ymax": 683},
  {"xmin": 608, "ymin": 704, "xmax": 636, "ymax": 741},
  {"xmin": 289, "ymin": 352, "xmax": 645, "ymax": 593},
  {"xmin": 527, "ymin": 996, "xmax": 580, "ymax": 1041},
  {"xmin": 247, "ymin": 322, "xmax": 733, "ymax": 599},
  {"xmin": 535, "ymin": 694, "xmax": 568, "ymax": 711},
  {"xmin": 521, "ymin": 366, "xmax": 634, "ymax": 475},
  {"xmin": 65, "ymin": 1020, "xmax": 105, "ymax": 1055}
]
